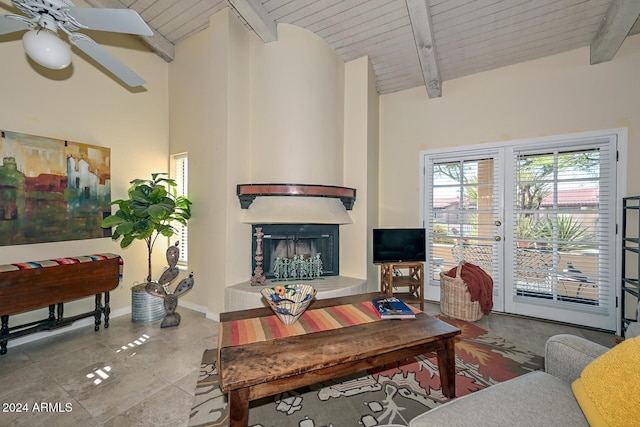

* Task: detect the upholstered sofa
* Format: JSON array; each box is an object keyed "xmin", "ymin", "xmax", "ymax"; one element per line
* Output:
[{"xmin": 409, "ymin": 333, "xmax": 640, "ymax": 427}]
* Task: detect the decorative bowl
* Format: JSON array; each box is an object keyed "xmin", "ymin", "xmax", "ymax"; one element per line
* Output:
[{"xmin": 260, "ymin": 284, "xmax": 317, "ymax": 325}]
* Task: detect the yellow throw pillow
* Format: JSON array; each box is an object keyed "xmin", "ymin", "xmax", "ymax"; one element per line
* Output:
[
  {"xmin": 571, "ymin": 378, "xmax": 607, "ymax": 426},
  {"xmin": 571, "ymin": 336, "xmax": 640, "ymax": 426}
]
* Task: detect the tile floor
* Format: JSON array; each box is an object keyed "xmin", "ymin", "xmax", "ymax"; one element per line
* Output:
[
  {"xmin": 0, "ymin": 308, "xmax": 217, "ymax": 427},
  {"xmin": 0, "ymin": 303, "xmax": 617, "ymax": 426}
]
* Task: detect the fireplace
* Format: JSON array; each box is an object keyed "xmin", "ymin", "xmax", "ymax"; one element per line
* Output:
[{"xmin": 252, "ymin": 224, "xmax": 339, "ymax": 279}]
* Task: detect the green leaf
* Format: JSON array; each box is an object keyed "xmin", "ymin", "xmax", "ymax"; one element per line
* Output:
[
  {"xmin": 159, "ymin": 225, "xmax": 174, "ymax": 237},
  {"xmin": 117, "ymin": 203, "xmax": 132, "ymax": 217},
  {"xmin": 115, "ymin": 222, "xmax": 134, "ymax": 236},
  {"xmin": 130, "ymin": 188, "xmax": 151, "ymax": 203},
  {"xmin": 133, "ymin": 219, "xmax": 151, "ymax": 232},
  {"xmin": 151, "ymin": 172, "xmax": 168, "ymax": 182},
  {"xmin": 149, "ymin": 187, "xmax": 168, "ymax": 202},
  {"xmin": 172, "ymin": 217, "xmax": 188, "ymax": 226},
  {"xmin": 120, "ymin": 235, "xmax": 135, "ymax": 248},
  {"xmin": 129, "ymin": 178, "xmax": 148, "ymax": 186},
  {"xmin": 130, "ymin": 203, "xmax": 149, "ymax": 218},
  {"xmin": 101, "ymin": 215, "xmax": 125, "ymax": 228},
  {"xmin": 158, "ymin": 198, "xmax": 175, "ymax": 209},
  {"xmin": 148, "ymin": 204, "xmax": 167, "ymax": 219}
]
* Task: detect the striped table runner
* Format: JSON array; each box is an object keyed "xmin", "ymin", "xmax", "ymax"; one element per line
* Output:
[
  {"xmin": 0, "ymin": 253, "xmax": 124, "ymax": 283},
  {"xmin": 221, "ymin": 300, "xmax": 385, "ymax": 348}
]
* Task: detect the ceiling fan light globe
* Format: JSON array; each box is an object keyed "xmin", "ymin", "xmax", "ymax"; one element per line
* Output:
[{"xmin": 22, "ymin": 29, "xmax": 71, "ymax": 70}]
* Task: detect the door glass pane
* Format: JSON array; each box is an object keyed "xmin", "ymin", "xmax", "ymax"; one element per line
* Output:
[
  {"xmin": 514, "ymin": 148, "xmax": 603, "ymax": 306},
  {"xmin": 430, "ymin": 158, "xmax": 496, "ymax": 278}
]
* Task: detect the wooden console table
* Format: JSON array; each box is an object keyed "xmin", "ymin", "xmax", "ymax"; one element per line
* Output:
[
  {"xmin": 379, "ymin": 262, "xmax": 424, "ymax": 310},
  {"xmin": 0, "ymin": 253, "xmax": 122, "ymax": 355}
]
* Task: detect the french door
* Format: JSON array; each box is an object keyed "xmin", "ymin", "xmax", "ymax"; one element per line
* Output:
[
  {"xmin": 421, "ymin": 131, "xmax": 622, "ymax": 331},
  {"xmin": 422, "ymin": 149, "xmax": 504, "ymax": 311}
]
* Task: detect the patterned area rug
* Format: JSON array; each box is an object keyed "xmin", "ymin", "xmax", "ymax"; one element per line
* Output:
[{"xmin": 188, "ymin": 316, "xmax": 543, "ymax": 427}]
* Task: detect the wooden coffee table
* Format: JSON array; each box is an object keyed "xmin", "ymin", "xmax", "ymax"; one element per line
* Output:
[{"xmin": 218, "ymin": 292, "xmax": 461, "ymax": 427}]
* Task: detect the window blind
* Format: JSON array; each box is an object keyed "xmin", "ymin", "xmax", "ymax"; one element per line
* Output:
[
  {"xmin": 424, "ymin": 149, "xmax": 502, "ymax": 299},
  {"xmin": 173, "ymin": 154, "xmax": 188, "ymax": 263},
  {"xmin": 511, "ymin": 140, "xmax": 614, "ymax": 313}
]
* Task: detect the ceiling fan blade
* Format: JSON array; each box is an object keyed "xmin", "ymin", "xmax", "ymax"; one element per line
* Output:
[
  {"xmin": 0, "ymin": 14, "xmax": 33, "ymax": 36},
  {"xmin": 67, "ymin": 7, "xmax": 153, "ymax": 36},
  {"xmin": 68, "ymin": 33, "xmax": 146, "ymax": 87}
]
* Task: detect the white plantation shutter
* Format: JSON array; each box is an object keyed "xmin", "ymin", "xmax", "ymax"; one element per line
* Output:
[
  {"xmin": 424, "ymin": 149, "xmax": 502, "ymax": 306},
  {"xmin": 510, "ymin": 138, "xmax": 615, "ymax": 316},
  {"xmin": 172, "ymin": 154, "xmax": 188, "ymax": 263}
]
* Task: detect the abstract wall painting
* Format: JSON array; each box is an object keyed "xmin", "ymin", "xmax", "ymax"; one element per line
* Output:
[{"xmin": 0, "ymin": 130, "xmax": 112, "ymax": 246}]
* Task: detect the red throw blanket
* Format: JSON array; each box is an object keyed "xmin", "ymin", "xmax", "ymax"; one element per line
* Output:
[{"xmin": 446, "ymin": 262, "xmax": 493, "ymax": 314}]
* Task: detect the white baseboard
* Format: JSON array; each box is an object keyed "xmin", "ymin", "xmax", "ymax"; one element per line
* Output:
[
  {"xmin": 6, "ymin": 307, "xmax": 131, "ymax": 349},
  {"xmin": 5, "ymin": 301, "xmax": 217, "ymax": 350},
  {"xmin": 177, "ymin": 299, "xmax": 207, "ymax": 314},
  {"xmin": 206, "ymin": 311, "xmax": 220, "ymax": 322},
  {"xmin": 178, "ymin": 299, "xmax": 219, "ymax": 322}
]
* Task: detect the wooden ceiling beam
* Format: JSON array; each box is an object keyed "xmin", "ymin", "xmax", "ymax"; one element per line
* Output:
[
  {"xmin": 405, "ymin": 0, "xmax": 441, "ymax": 98},
  {"xmin": 84, "ymin": 0, "xmax": 175, "ymax": 62},
  {"xmin": 590, "ymin": 0, "xmax": 640, "ymax": 64},
  {"xmin": 227, "ymin": 0, "xmax": 278, "ymax": 43}
]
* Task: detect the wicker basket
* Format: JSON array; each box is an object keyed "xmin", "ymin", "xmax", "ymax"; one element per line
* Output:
[{"xmin": 440, "ymin": 263, "xmax": 483, "ymax": 322}]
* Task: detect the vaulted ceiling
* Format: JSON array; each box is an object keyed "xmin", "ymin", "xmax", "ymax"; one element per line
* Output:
[{"xmin": 86, "ymin": 0, "xmax": 640, "ymax": 97}]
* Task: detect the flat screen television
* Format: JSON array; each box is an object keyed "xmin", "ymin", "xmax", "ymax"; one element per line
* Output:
[{"xmin": 373, "ymin": 228, "xmax": 426, "ymax": 263}]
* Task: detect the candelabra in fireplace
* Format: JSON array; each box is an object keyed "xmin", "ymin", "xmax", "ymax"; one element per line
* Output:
[{"xmin": 272, "ymin": 254, "xmax": 323, "ymax": 281}]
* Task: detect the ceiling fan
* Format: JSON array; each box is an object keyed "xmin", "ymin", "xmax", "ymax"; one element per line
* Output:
[{"xmin": 0, "ymin": 0, "xmax": 153, "ymax": 87}]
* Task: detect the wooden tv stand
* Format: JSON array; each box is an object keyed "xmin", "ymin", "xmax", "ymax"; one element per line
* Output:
[{"xmin": 379, "ymin": 262, "xmax": 424, "ymax": 310}]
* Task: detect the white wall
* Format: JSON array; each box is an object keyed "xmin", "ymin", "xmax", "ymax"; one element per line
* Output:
[
  {"xmin": 249, "ymin": 24, "xmax": 345, "ymax": 185},
  {"xmin": 342, "ymin": 56, "xmax": 379, "ymax": 285},
  {"xmin": 168, "ymin": 22, "xmax": 217, "ymax": 314},
  {"xmin": 169, "ymin": 9, "xmax": 253, "ymax": 319},
  {"xmin": 170, "ymin": 12, "xmax": 376, "ymax": 317},
  {"xmin": 0, "ymin": 26, "xmax": 169, "ymax": 330}
]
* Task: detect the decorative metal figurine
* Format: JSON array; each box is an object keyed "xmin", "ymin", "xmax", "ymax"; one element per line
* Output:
[
  {"xmin": 145, "ymin": 242, "xmax": 195, "ymax": 328},
  {"xmin": 271, "ymin": 253, "xmax": 323, "ymax": 282}
]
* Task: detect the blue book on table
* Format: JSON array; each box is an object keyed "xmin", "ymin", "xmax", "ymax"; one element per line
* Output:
[{"xmin": 372, "ymin": 297, "xmax": 416, "ymax": 319}]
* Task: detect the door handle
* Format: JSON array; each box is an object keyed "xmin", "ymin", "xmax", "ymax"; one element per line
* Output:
[{"xmin": 495, "ymin": 236, "xmax": 502, "ymax": 241}]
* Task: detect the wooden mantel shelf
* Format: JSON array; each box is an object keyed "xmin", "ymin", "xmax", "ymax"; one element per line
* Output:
[{"xmin": 237, "ymin": 184, "xmax": 356, "ymax": 210}]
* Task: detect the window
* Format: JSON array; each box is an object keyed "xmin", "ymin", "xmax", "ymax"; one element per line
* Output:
[{"xmin": 171, "ymin": 153, "xmax": 188, "ymax": 264}]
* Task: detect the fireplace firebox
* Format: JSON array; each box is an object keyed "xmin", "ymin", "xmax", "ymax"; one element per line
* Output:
[{"xmin": 252, "ymin": 224, "xmax": 339, "ymax": 279}]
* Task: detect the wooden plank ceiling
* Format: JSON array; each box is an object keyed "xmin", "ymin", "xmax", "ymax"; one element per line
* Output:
[{"xmin": 83, "ymin": 0, "xmax": 640, "ymax": 97}]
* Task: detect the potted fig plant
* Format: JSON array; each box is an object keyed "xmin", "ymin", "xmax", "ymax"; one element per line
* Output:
[
  {"xmin": 101, "ymin": 173, "xmax": 192, "ymax": 322},
  {"xmin": 102, "ymin": 172, "xmax": 192, "ymax": 280}
]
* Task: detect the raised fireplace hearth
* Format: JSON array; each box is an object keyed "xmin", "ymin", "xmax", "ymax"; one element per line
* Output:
[{"xmin": 252, "ymin": 223, "xmax": 339, "ymax": 279}]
